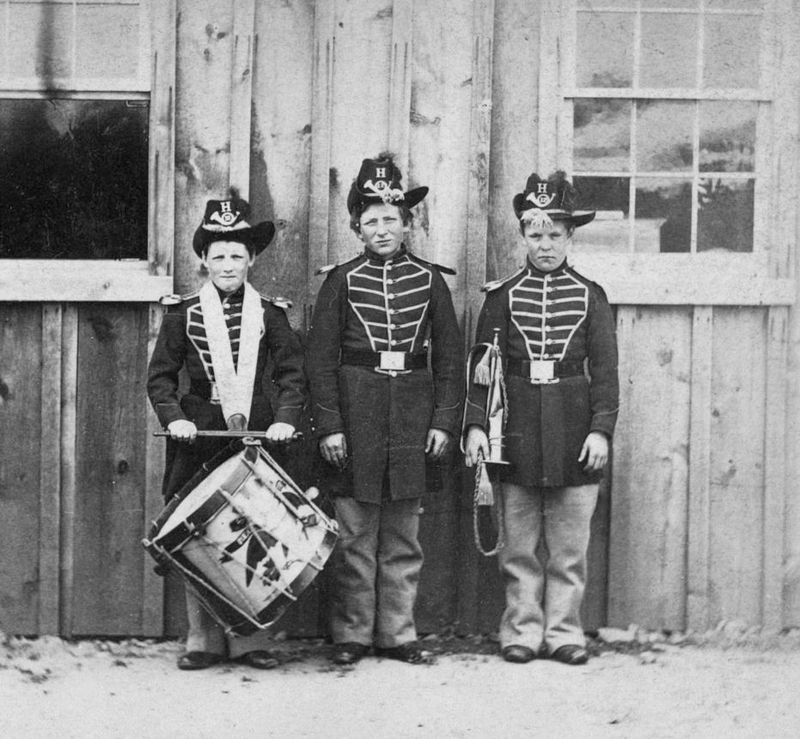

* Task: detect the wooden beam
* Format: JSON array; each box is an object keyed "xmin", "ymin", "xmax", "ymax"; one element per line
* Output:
[
  {"xmin": 687, "ymin": 305, "xmax": 713, "ymax": 631},
  {"xmin": 0, "ymin": 261, "xmax": 173, "ymax": 302},
  {"xmin": 388, "ymin": 0, "xmax": 413, "ymax": 170},
  {"xmin": 230, "ymin": 0, "xmax": 256, "ymax": 198},
  {"xmin": 142, "ymin": 305, "xmax": 166, "ymax": 635},
  {"xmin": 59, "ymin": 306, "xmax": 79, "ymax": 637},
  {"xmin": 763, "ymin": 306, "xmax": 788, "ymax": 630},
  {"xmin": 307, "ymin": 0, "xmax": 336, "ymax": 295},
  {"xmin": 464, "ymin": 0, "xmax": 495, "ymax": 303},
  {"xmin": 148, "ymin": 0, "xmax": 176, "ymax": 278},
  {"xmin": 38, "ymin": 304, "xmax": 62, "ymax": 635}
]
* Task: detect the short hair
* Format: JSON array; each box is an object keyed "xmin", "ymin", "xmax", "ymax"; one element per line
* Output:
[
  {"xmin": 350, "ymin": 200, "xmax": 414, "ymax": 234},
  {"xmin": 519, "ymin": 218, "xmax": 575, "ymax": 237}
]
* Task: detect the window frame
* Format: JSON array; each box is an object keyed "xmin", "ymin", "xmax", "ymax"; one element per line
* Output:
[
  {"xmin": 0, "ymin": 0, "xmax": 174, "ymax": 302},
  {"xmin": 540, "ymin": 0, "xmax": 795, "ymax": 305}
]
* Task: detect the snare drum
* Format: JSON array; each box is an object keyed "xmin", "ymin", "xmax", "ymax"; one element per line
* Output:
[{"xmin": 143, "ymin": 441, "xmax": 338, "ymax": 636}]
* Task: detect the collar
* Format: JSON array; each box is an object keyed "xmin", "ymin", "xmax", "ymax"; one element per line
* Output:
[
  {"xmin": 214, "ymin": 283, "xmax": 245, "ymax": 303},
  {"xmin": 363, "ymin": 245, "xmax": 410, "ymax": 266},
  {"xmin": 525, "ymin": 258, "xmax": 569, "ymax": 278}
]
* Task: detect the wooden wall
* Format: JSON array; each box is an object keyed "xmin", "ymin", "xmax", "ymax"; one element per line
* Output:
[{"xmin": 1, "ymin": 0, "xmax": 798, "ymax": 639}]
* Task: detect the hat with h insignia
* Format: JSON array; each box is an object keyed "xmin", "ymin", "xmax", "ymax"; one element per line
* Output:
[
  {"xmin": 192, "ymin": 198, "xmax": 276, "ymax": 257},
  {"xmin": 347, "ymin": 154, "xmax": 429, "ymax": 215},
  {"xmin": 512, "ymin": 171, "xmax": 595, "ymax": 228}
]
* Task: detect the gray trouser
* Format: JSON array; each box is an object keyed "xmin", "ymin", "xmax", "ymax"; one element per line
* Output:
[
  {"xmin": 329, "ymin": 497, "xmax": 423, "ymax": 648},
  {"xmin": 184, "ymin": 589, "xmax": 274, "ymax": 658},
  {"xmin": 498, "ymin": 482, "xmax": 599, "ymax": 652}
]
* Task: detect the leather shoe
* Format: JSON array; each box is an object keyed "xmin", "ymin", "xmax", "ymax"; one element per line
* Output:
[
  {"xmin": 374, "ymin": 642, "xmax": 431, "ymax": 665},
  {"xmin": 501, "ymin": 645, "xmax": 536, "ymax": 664},
  {"xmin": 231, "ymin": 650, "xmax": 279, "ymax": 670},
  {"xmin": 331, "ymin": 642, "xmax": 369, "ymax": 666},
  {"xmin": 177, "ymin": 651, "xmax": 225, "ymax": 671},
  {"xmin": 550, "ymin": 645, "xmax": 589, "ymax": 665}
]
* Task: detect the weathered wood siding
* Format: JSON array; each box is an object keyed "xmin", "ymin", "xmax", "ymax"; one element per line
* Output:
[{"xmin": 1, "ymin": 0, "xmax": 798, "ymax": 638}]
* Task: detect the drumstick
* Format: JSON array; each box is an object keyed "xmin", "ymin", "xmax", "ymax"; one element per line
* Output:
[{"xmin": 153, "ymin": 430, "xmax": 304, "ymax": 441}]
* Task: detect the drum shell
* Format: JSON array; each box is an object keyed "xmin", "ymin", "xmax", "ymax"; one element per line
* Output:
[{"xmin": 143, "ymin": 442, "xmax": 338, "ymax": 636}]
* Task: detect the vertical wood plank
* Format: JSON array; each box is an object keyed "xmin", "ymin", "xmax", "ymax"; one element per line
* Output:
[
  {"xmin": 687, "ymin": 306, "xmax": 713, "ymax": 631},
  {"xmin": 763, "ymin": 306, "xmax": 788, "ymax": 630},
  {"xmin": 388, "ymin": 0, "xmax": 413, "ymax": 171},
  {"xmin": 0, "ymin": 305, "xmax": 43, "ymax": 634},
  {"xmin": 707, "ymin": 308, "xmax": 767, "ymax": 626},
  {"xmin": 142, "ymin": 305, "xmax": 165, "ymax": 635},
  {"xmin": 173, "ymin": 0, "xmax": 235, "ymax": 294},
  {"xmin": 229, "ymin": 0, "xmax": 255, "ymax": 198},
  {"xmin": 72, "ymin": 305, "xmax": 150, "ymax": 635},
  {"xmin": 39, "ymin": 304, "xmax": 63, "ymax": 635},
  {"xmin": 464, "ymin": 0, "xmax": 495, "ymax": 312},
  {"xmin": 148, "ymin": 0, "xmax": 176, "ymax": 277},
  {"xmin": 307, "ymin": 0, "xmax": 336, "ymax": 293},
  {"xmin": 250, "ymin": 0, "xmax": 314, "ymax": 330},
  {"xmin": 59, "ymin": 305, "xmax": 79, "ymax": 637},
  {"xmin": 537, "ymin": 0, "xmax": 565, "ymax": 173},
  {"xmin": 609, "ymin": 306, "xmax": 692, "ymax": 631}
]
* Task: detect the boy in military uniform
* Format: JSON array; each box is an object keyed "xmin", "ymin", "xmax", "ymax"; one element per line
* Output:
[
  {"xmin": 306, "ymin": 155, "xmax": 462, "ymax": 666},
  {"xmin": 147, "ymin": 198, "xmax": 306, "ymax": 670},
  {"xmin": 463, "ymin": 171, "xmax": 619, "ymax": 665}
]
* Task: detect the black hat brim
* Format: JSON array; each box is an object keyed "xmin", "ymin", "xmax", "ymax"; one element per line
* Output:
[
  {"xmin": 512, "ymin": 193, "xmax": 595, "ymax": 227},
  {"xmin": 347, "ymin": 185, "xmax": 429, "ymax": 214},
  {"xmin": 193, "ymin": 220, "xmax": 276, "ymax": 257}
]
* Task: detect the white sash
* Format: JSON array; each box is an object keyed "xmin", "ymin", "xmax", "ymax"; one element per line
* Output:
[{"xmin": 199, "ymin": 281, "xmax": 264, "ymax": 425}]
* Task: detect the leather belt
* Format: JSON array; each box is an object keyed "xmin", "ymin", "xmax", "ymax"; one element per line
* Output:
[
  {"xmin": 189, "ymin": 381, "xmax": 264, "ymax": 404},
  {"xmin": 341, "ymin": 348, "xmax": 428, "ymax": 372},
  {"xmin": 506, "ymin": 358, "xmax": 584, "ymax": 384}
]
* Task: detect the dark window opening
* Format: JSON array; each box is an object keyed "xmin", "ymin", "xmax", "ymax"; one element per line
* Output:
[{"xmin": 0, "ymin": 99, "xmax": 149, "ymax": 259}]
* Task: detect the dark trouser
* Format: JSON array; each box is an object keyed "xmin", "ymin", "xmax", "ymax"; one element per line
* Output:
[{"xmin": 329, "ymin": 497, "xmax": 423, "ymax": 648}]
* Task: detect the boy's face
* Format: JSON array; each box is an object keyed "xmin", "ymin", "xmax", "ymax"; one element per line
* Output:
[
  {"xmin": 523, "ymin": 219, "xmax": 573, "ymax": 272},
  {"xmin": 202, "ymin": 240, "xmax": 255, "ymax": 293},
  {"xmin": 357, "ymin": 203, "xmax": 407, "ymax": 261}
]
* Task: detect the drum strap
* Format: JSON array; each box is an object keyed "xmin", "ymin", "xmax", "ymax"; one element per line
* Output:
[{"xmin": 199, "ymin": 281, "xmax": 264, "ymax": 425}]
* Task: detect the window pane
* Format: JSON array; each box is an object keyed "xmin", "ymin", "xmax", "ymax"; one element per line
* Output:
[
  {"xmin": 640, "ymin": 13, "xmax": 698, "ymax": 88},
  {"xmin": 573, "ymin": 176, "xmax": 630, "ymax": 253},
  {"xmin": 697, "ymin": 178, "xmax": 753, "ymax": 252},
  {"xmin": 637, "ymin": 101, "xmax": 694, "ymax": 172},
  {"xmin": 576, "ymin": 12, "xmax": 634, "ymax": 88},
  {"xmin": 76, "ymin": 4, "xmax": 140, "ymax": 80},
  {"xmin": 8, "ymin": 3, "xmax": 74, "ymax": 79},
  {"xmin": 704, "ymin": 15, "xmax": 760, "ymax": 89},
  {"xmin": 636, "ymin": 178, "xmax": 692, "ymax": 253},
  {"xmin": 699, "ymin": 101, "xmax": 756, "ymax": 173},
  {"xmin": 0, "ymin": 99, "xmax": 149, "ymax": 259},
  {"xmin": 574, "ymin": 99, "xmax": 631, "ymax": 172}
]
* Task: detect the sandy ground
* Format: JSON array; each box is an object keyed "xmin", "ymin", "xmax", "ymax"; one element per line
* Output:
[{"xmin": 1, "ymin": 627, "xmax": 799, "ymax": 739}]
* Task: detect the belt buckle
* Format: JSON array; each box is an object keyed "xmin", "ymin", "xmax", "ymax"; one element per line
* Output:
[
  {"xmin": 528, "ymin": 360, "xmax": 558, "ymax": 384},
  {"xmin": 379, "ymin": 351, "xmax": 406, "ymax": 371}
]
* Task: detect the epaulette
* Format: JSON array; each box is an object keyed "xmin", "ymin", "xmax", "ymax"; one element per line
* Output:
[
  {"xmin": 158, "ymin": 294, "xmax": 182, "ymax": 305},
  {"xmin": 262, "ymin": 295, "xmax": 293, "ymax": 310},
  {"xmin": 315, "ymin": 254, "xmax": 362, "ymax": 276},
  {"xmin": 481, "ymin": 266, "xmax": 526, "ymax": 292},
  {"xmin": 409, "ymin": 253, "xmax": 457, "ymax": 276}
]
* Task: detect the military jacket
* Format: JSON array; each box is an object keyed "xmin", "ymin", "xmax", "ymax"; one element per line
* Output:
[
  {"xmin": 306, "ymin": 248, "xmax": 462, "ymax": 502},
  {"xmin": 147, "ymin": 283, "xmax": 306, "ymax": 430},
  {"xmin": 464, "ymin": 259, "xmax": 619, "ymax": 487}
]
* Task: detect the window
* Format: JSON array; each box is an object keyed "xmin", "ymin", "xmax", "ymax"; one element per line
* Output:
[
  {"xmin": 568, "ymin": 0, "xmax": 769, "ymax": 256},
  {"xmin": 0, "ymin": 0, "xmax": 173, "ymax": 301}
]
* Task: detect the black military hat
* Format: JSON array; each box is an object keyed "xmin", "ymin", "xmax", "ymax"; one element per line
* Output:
[
  {"xmin": 512, "ymin": 171, "xmax": 595, "ymax": 228},
  {"xmin": 192, "ymin": 198, "xmax": 275, "ymax": 257},
  {"xmin": 346, "ymin": 154, "xmax": 429, "ymax": 214}
]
